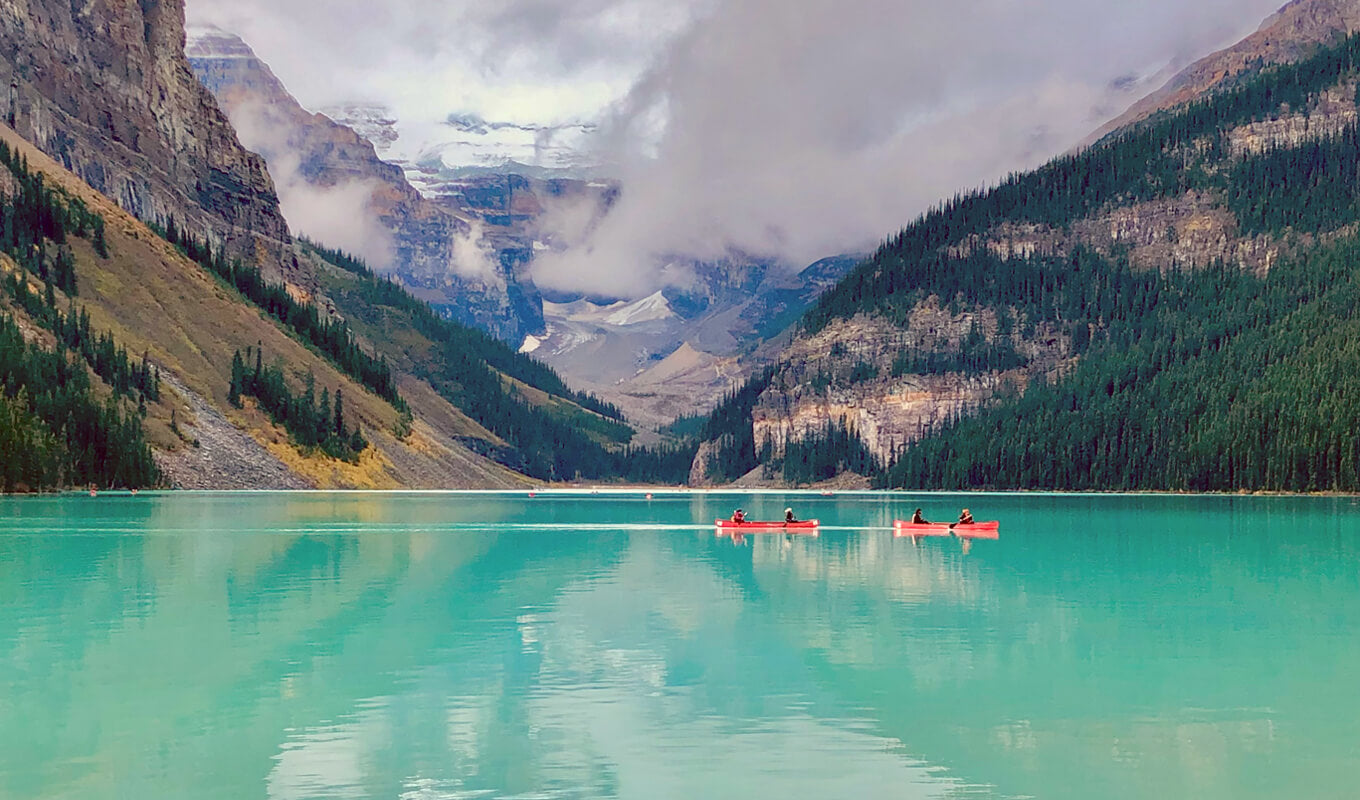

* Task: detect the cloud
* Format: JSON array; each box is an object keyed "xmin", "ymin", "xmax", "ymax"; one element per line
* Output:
[
  {"xmin": 449, "ymin": 221, "xmax": 505, "ymax": 287},
  {"xmin": 531, "ymin": 0, "xmax": 1286, "ymax": 295},
  {"xmin": 185, "ymin": 0, "xmax": 697, "ymax": 125},
  {"xmin": 273, "ymin": 177, "xmax": 393, "ymax": 269},
  {"xmin": 188, "ymin": 0, "xmax": 1287, "ymax": 298},
  {"xmin": 226, "ymin": 100, "xmax": 394, "ymax": 267}
]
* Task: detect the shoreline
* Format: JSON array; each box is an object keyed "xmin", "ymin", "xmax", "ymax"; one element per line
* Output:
[{"xmin": 6, "ymin": 487, "xmax": 1360, "ymax": 498}]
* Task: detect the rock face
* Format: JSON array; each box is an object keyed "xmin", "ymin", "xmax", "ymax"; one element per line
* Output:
[
  {"xmin": 951, "ymin": 192, "xmax": 1290, "ymax": 278},
  {"xmin": 0, "ymin": 0, "xmax": 292, "ymax": 274},
  {"xmin": 185, "ymin": 26, "xmax": 545, "ymax": 343},
  {"xmin": 750, "ymin": 311, "xmax": 1071, "ymax": 465}
]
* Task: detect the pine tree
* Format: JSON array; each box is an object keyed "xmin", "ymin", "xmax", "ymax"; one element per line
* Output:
[
  {"xmin": 228, "ymin": 351, "xmax": 245, "ymax": 408},
  {"xmin": 92, "ymin": 217, "xmax": 107, "ymax": 258},
  {"xmin": 333, "ymin": 387, "xmax": 345, "ymax": 437}
]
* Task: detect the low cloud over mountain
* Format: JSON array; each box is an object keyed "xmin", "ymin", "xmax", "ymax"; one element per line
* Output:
[{"xmin": 188, "ymin": 0, "xmax": 1284, "ymax": 297}]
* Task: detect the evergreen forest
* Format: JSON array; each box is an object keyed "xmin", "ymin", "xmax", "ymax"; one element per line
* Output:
[{"xmin": 0, "ymin": 141, "xmax": 160, "ymax": 490}]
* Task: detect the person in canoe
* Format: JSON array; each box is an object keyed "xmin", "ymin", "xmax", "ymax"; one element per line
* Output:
[
  {"xmin": 785, "ymin": 508, "xmax": 799, "ymax": 524},
  {"xmin": 951, "ymin": 508, "xmax": 975, "ymax": 527},
  {"xmin": 731, "ymin": 509, "xmax": 747, "ymax": 524},
  {"xmin": 910, "ymin": 508, "xmax": 929, "ymax": 524}
]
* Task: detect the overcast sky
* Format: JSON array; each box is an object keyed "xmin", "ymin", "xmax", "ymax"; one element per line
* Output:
[{"xmin": 186, "ymin": 0, "xmax": 1289, "ymax": 297}]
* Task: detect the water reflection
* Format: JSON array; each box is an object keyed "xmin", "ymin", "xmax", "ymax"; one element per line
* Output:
[{"xmin": 0, "ymin": 493, "xmax": 1357, "ymax": 799}]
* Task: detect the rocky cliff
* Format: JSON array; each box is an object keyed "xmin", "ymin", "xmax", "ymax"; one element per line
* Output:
[
  {"xmin": 185, "ymin": 27, "xmax": 545, "ymax": 343},
  {"xmin": 0, "ymin": 0, "xmax": 293, "ymax": 276}
]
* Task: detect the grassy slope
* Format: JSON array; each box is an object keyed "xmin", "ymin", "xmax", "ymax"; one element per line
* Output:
[
  {"xmin": 498, "ymin": 374, "xmax": 634, "ymax": 448},
  {"xmin": 303, "ymin": 249, "xmax": 506, "ymax": 444},
  {"xmin": 0, "ymin": 124, "xmax": 530, "ymax": 489},
  {"xmin": 0, "ymin": 252, "xmax": 180, "ymax": 457},
  {"xmin": 310, "ymin": 252, "xmax": 634, "ymax": 450}
]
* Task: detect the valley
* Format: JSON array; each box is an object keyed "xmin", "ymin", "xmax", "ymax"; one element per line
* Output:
[{"xmin": 8, "ymin": 0, "xmax": 1360, "ymax": 492}]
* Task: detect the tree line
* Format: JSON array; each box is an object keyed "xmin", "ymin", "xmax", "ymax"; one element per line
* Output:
[
  {"xmin": 761, "ymin": 418, "xmax": 880, "ymax": 486},
  {"xmin": 0, "ymin": 140, "xmax": 160, "ymax": 490},
  {"xmin": 155, "ymin": 220, "xmax": 405, "ymax": 412},
  {"xmin": 229, "ymin": 346, "xmax": 368, "ymax": 464},
  {"xmin": 1225, "ymin": 121, "xmax": 1360, "ymax": 236},
  {"xmin": 0, "ymin": 313, "xmax": 160, "ymax": 491}
]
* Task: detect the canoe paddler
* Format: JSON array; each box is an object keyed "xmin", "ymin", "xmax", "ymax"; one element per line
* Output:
[
  {"xmin": 731, "ymin": 509, "xmax": 747, "ymax": 523},
  {"xmin": 955, "ymin": 508, "xmax": 974, "ymax": 526},
  {"xmin": 785, "ymin": 508, "xmax": 798, "ymax": 523},
  {"xmin": 910, "ymin": 508, "xmax": 929, "ymax": 524}
]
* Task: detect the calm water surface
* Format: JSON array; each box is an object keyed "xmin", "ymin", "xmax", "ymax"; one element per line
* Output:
[{"xmin": 1, "ymin": 491, "xmax": 1358, "ymax": 800}]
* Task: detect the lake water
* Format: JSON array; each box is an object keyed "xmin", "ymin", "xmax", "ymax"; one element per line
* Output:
[{"xmin": 1, "ymin": 491, "xmax": 1358, "ymax": 800}]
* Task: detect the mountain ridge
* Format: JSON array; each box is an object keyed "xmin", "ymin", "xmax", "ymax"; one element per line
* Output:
[
  {"xmin": 0, "ymin": 0, "xmax": 656, "ymax": 490},
  {"xmin": 0, "ymin": 121, "xmax": 530, "ymax": 489},
  {"xmin": 1090, "ymin": 0, "xmax": 1360, "ymax": 141}
]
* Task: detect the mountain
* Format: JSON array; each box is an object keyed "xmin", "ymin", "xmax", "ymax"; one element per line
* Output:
[
  {"xmin": 1092, "ymin": 0, "xmax": 1360, "ymax": 141},
  {"xmin": 526, "ymin": 254, "xmax": 861, "ymax": 429},
  {"xmin": 321, "ymin": 104, "xmax": 599, "ymax": 181},
  {"xmin": 688, "ymin": 1, "xmax": 1360, "ymax": 491},
  {"xmin": 0, "ymin": 125, "xmax": 528, "ymax": 489},
  {"xmin": 0, "ymin": 0, "xmax": 294, "ymax": 280},
  {"xmin": 0, "ymin": 0, "xmax": 655, "ymax": 490},
  {"xmin": 185, "ymin": 26, "xmax": 545, "ymax": 344},
  {"xmin": 181, "ymin": 27, "xmax": 855, "ymax": 424}
]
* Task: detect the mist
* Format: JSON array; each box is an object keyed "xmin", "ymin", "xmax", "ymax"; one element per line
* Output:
[
  {"xmin": 530, "ymin": 0, "xmax": 1287, "ymax": 295},
  {"xmin": 227, "ymin": 100, "xmax": 394, "ymax": 267},
  {"xmin": 189, "ymin": 0, "xmax": 1287, "ymax": 297}
]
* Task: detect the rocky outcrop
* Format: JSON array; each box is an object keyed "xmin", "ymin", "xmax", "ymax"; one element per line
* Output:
[
  {"xmin": 954, "ymin": 192, "xmax": 1290, "ymax": 277},
  {"xmin": 154, "ymin": 373, "xmax": 313, "ymax": 490},
  {"xmin": 1225, "ymin": 80, "xmax": 1360, "ymax": 154},
  {"xmin": 688, "ymin": 440, "xmax": 722, "ymax": 487},
  {"xmin": 748, "ymin": 311, "xmax": 1070, "ymax": 465},
  {"xmin": 186, "ymin": 27, "xmax": 546, "ymax": 342},
  {"xmin": 0, "ymin": 0, "xmax": 292, "ymax": 276}
]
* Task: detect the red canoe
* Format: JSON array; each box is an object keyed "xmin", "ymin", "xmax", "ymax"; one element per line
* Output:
[
  {"xmin": 894, "ymin": 520, "xmax": 1000, "ymax": 539},
  {"xmin": 715, "ymin": 519, "xmax": 820, "ymax": 533}
]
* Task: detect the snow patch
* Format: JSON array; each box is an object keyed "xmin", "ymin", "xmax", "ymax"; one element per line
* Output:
[
  {"xmin": 519, "ymin": 334, "xmax": 544, "ymax": 354},
  {"xmin": 543, "ymin": 291, "xmax": 675, "ymax": 328},
  {"xmin": 603, "ymin": 291, "xmax": 675, "ymax": 326}
]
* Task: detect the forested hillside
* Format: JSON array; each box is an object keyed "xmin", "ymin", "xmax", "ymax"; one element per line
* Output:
[
  {"xmin": 0, "ymin": 142, "xmax": 160, "ymax": 490},
  {"xmin": 306, "ymin": 242, "xmax": 694, "ymax": 483},
  {"xmin": 689, "ymin": 31, "xmax": 1360, "ymax": 492},
  {"xmin": 0, "ymin": 121, "xmax": 670, "ymax": 490},
  {"xmin": 0, "ymin": 124, "xmax": 557, "ymax": 490}
]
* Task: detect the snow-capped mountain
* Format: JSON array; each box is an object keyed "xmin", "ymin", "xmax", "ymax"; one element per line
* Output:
[
  {"xmin": 321, "ymin": 105, "xmax": 602, "ymax": 197},
  {"xmin": 186, "ymin": 25, "xmax": 547, "ymax": 343},
  {"xmin": 318, "ymin": 102, "xmax": 400, "ymax": 154},
  {"xmin": 185, "ymin": 26, "xmax": 858, "ymax": 423}
]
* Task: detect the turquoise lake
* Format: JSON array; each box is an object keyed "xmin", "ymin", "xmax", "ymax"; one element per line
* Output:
[{"xmin": 1, "ymin": 491, "xmax": 1358, "ymax": 799}]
